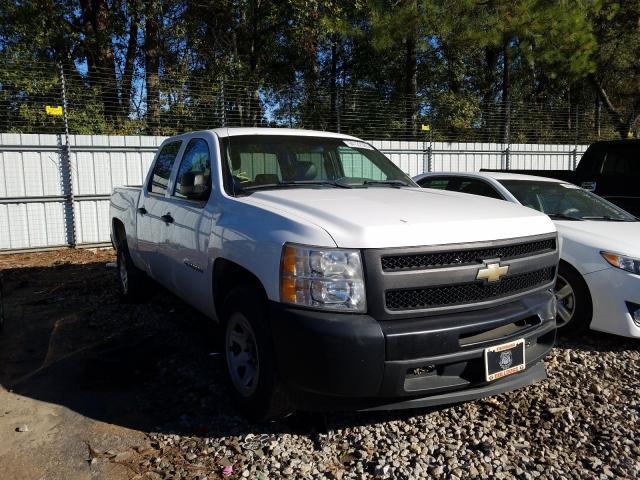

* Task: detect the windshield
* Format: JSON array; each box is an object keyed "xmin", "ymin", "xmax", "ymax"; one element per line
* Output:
[
  {"xmin": 499, "ymin": 180, "xmax": 637, "ymax": 221},
  {"xmin": 220, "ymin": 135, "xmax": 415, "ymax": 194}
]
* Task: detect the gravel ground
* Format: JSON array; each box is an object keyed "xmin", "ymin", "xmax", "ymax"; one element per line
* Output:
[{"xmin": 1, "ymin": 249, "xmax": 639, "ymax": 479}]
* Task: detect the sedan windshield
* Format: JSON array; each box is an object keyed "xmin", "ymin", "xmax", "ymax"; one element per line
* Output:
[
  {"xmin": 220, "ymin": 135, "xmax": 415, "ymax": 194},
  {"xmin": 499, "ymin": 180, "xmax": 637, "ymax": 221}
]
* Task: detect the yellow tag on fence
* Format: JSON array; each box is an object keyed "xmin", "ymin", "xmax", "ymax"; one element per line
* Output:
[
  {"xmin": 421, "ymin": 124, "xmax": 430, "ymax": 132},
  {"xmin": 45, "ymin": 105, "xmax": 63, "ymax": 116}
]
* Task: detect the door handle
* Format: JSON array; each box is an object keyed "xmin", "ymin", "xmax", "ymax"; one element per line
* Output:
[
  {"xmin": 161, "ymin": 213, "xmax": 174, "ymax": 224},
  {"xmin": 137, "ymin": 206, "xmax": 147, "ymax": 215}
]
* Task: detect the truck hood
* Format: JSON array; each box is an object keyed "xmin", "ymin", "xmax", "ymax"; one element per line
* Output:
[
  {"xmin": 556, "ymin": 220, "xmax": 640, "ymax": 258},
  {"xmin": 241, "ymin": 187, "xmax": 556, "ymax": 248}
]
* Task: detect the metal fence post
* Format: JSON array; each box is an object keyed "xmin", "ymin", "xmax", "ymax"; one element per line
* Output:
[
  {"xmin": 427, "ymin": 128, "xmax": 433, "ymax": 172},
  {"xmin": 58, "ymin": 63, "xmax": 76, "ymax": 247},
  {"xmin": 220, "ymin": 79, "xmax": 226, "ymax": 127},
  {"xmin": 502, "ymin": 101, "xmax": 511, "ymax": 170},
  {"xmin": 422, "ymin": 141, "xmax": 429, "ymax": 173},
  {"xmin": 573, "ymin": 105, "xmax": 579, "ymax": 170}
]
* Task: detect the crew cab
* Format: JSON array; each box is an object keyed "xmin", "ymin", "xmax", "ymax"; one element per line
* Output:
[
  {"xmin": 484, "ymin": 140, "xmax": 640, "ymax": 216},
  {"xmin": 110, "ymin": 128, "xmax": 560, "ymax": 419}
]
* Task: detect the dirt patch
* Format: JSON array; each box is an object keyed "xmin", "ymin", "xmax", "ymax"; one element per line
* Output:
[{"xmin": 0, "ymin": 248, "xmax": 224, "ymax": 479}]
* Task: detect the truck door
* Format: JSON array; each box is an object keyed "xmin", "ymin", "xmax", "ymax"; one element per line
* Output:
[
  {"xmin": 137, "ymin": 140, "xmax": 184, "ymax": 286},
  {"xmin": 165, "ymin": 137, "xmax": 215, "ymax": 312}
]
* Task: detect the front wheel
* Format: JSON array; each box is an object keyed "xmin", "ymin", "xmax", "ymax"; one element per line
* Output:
[
  {"xmin": 554, "ymin": 263, "xmax": 592, "ymax": 336},
  {"xmin": 222, "ymin": 285, "xmax": 291, "ymax": 421}
]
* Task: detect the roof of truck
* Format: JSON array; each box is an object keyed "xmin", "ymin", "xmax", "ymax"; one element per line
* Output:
[{"xmin": 209, "ymin": 127, "xmax": 362, "ymax": 140}]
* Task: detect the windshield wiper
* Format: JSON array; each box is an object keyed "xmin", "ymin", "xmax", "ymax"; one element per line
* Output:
[
  {"xmin": 580, "ymin": 215, "xmax": 632, "ymax": 222},
  {"xmin": 239, "ymin": 180, "xmax": 353, "ymax": 192},
  {"xmin": 362, "ymin": 179, "xmax": 410, "ymax": 187},
  {"xmin": 546, "ymin": 213, "xmax": 583, "ymax": 221}
]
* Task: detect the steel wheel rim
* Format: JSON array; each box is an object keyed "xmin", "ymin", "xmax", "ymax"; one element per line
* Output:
[
  {"xmin": 555, "ymin": 274, "xmax": 576, "ymax": 328},
  {"xmin": 225, "ymin": 313, "xmax": 260, "ymax": 397},
  {"xmin": 118, "ymin": 251, "xmax": 129, "ymax": 294}
]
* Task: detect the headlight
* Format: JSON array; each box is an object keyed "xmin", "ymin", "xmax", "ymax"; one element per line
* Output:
[
  {"xmin": 280, "ymin": 244, "xmax": 366, "ymax": 312},
  {"xmin": 600, "ymin": 251, "xmax": 640, "ymax": 274}
]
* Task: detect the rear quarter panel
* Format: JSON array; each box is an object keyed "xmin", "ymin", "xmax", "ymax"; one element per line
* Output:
[{"xmin": 110, "ymin": 186, "xmax": 142, "ymax": 258}]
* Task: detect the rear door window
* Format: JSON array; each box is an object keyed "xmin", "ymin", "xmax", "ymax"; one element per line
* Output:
[
  {"xmin": 417, "ymin": 177, "xmax": 451, "ymax": 189},
  {"xmin": 453, "ymin": 179, "xmax": 504, "ymax": 199},
  {"xmin": 148, "ymin": 141, "xmax": 182, "ymax": 195}
]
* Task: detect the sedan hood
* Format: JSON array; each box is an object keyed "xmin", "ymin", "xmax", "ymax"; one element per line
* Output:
[
  {"xmin": 241, "ymin": 187, "xmax": 556, "ymax": 248},
  {"xmin": 556, "ymin": 220, "xmax": 640, "ymax": 258}
]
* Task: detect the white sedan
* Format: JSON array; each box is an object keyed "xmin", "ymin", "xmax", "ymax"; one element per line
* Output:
[{"xmin": 413, "ymin": 171, "xmax": 640, "ymax": 338}]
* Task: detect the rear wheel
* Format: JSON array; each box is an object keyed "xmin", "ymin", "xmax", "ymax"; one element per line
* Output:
[
  {"xmin": 116, "ymin": 238, "xmax": 148, "ymax": 302},
  {"xmin": 555, "ymin": 263, "xmax": 592, "ymax": 336},
  {"xmin": 222, "ymin": 285, "xmax": 291, "ymax": 421}
]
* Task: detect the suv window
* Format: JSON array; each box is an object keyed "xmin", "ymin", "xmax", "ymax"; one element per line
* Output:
[
  {"xmin": 578, "ymin": 146, "xmax": 605, "ymax": 176},
  {"xmin": 149, "ymin": 141, "xmax": 182, "ymax": 195},
  {"xmin": 173, "ymin": 139, "xmax": 212, "ymax": 202},
  {"xmin": 455, "ymin": 179, "xmax": 503, "ymax": 199},
  {"xmin": 602, "ymin": 147, "xmax": 640, "ymax": 176}
]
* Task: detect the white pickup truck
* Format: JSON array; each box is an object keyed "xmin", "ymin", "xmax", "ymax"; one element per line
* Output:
[{"xmin": 110, "ymin": 128, "xmax": 559, "ymax": 420}]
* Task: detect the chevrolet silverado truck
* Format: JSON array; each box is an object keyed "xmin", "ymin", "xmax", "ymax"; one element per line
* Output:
[
  {"xmin": 110, "ymin": 128, "xmax": 559, "ymax": 420},
  {"xmin": 484, "ymin": 140, "xmax": 640, "ymax": 217}
]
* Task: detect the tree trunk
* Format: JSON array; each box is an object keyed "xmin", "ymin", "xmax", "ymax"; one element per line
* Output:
[
  {"xmin": 502, "ymin": 33, "xmax": 510, "ymax": 144},
  {"xmin": 122, "ymin": 0, "xmax": 140, "ymax": 121},
  {"xmin": 329, "ymin": 36, "xmax": 339, "ymax": 132},
  {"xmin": 591, "ymin": 76, "xmax": 638, "ymax": 139},
  {"xmin": 79, "ymin": 0, "xmax": 119, "ymax": 124},
  {"xmin": 145, "ymin": 0, "xmax": 161, "ymax": 135},
  {"xmin": 595, "ymin": 97, "xmax": 601, "ymax": 138},
  {"xmin": 404, "ymin": 30, "xmax": 418, "ymax": 138}
]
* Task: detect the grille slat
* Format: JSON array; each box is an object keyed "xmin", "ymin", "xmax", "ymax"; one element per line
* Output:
[
  {"xmin": 385, "ymin": 267, "xmax": 556, "ymax": 311},
  {"xmin": 381, "ymin": 238, "xmax": 556, "ymax": 272}
]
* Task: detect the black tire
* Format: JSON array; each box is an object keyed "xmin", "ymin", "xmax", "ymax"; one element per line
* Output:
[
  {"xmin": 555, "ymin": 262, "xmax": 592, "ymax": 337},
  {"xmin": 221, "ymin": 285, "xmax": 291, "ymax": 421},
  {"xmin": 116, "ymin": 238, "xmax": 148, "ymax": 302}
]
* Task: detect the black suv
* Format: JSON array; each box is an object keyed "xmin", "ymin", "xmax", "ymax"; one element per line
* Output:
[{"xmin": 575, "ymin": 140, "xmax": 640, "ymax": 216}]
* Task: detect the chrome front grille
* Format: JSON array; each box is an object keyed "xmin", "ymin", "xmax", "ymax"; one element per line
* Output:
[
  {"xmin": 385, "ymin": 267, "xmax": 556, "ymax": 311},
  {"xmin": 362, "ymin": 233, "xmax": 559, "ymax": 318},
  {"xmin": 381, "ymin": 238, "xmax": 556, "ymax": 272}
]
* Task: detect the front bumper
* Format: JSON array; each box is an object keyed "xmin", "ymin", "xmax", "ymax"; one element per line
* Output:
[
  {"xmin": 584, "ymin": 267, "xmax": 640, "ymax": 338},
  {"xmin": 269, "ymin": 290, "xmax": 556, "ymax": 411}
]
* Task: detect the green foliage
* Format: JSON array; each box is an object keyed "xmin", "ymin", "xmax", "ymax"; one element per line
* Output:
[{"xmin": 0, "ymin": 0, "xmax": 638, "ymax": 140}]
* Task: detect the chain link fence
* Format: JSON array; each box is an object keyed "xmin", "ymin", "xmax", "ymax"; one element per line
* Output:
[
  {"xmin": 0, "ymin": 59, "xmax": 616, "ymax": 252},
  {"xmin": 0, "ymin": 59, "xmax": 622, "ymax": 143}
]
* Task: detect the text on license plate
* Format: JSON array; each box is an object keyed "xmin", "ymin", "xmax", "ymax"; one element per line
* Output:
[{"xmin": 484, "ymin": 338, "xmax": 525, "ymax": 382}]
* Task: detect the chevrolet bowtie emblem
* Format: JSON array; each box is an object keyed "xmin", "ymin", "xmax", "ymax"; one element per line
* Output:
[{"xmin": 476, "ymin": 262, "xmax": 509, "ymax": 283}]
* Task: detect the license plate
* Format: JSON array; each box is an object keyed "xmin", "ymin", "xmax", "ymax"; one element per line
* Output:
[{"xmin": 484, "ymin": 338, "xmax": 525, "ymax": 382}]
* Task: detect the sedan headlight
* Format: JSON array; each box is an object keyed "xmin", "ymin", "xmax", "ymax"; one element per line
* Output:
[
  {"xmin": 280, "ymin": 244, "xmax": 366, "ymax": 312},
  {"xmin": 600, "ymin": 251, "xmax": 640, "ymax": 274}
]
